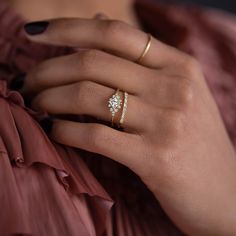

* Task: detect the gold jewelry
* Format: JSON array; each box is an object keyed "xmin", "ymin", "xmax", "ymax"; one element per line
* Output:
[
  {"xmin": 136, "ymin": 33, "xmax": 152, "ymax": 64},
  {"xmin": 108, "ymin": 88, "xmax": 122, "ymax": 127},
  {"xmin": 119, "ymin": 91, "xmax": 128, "ymax": 128}
]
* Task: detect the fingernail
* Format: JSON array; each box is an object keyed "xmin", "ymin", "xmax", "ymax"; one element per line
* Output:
[
  {"xmin": 10, "ymin": 73, "xmax": 25, "ymax": 90},
  {"xmin": 24, "ymin": 96, "xmax": 32, "ymax": 107},
  {"xmin": 40, "ymin": 118, "xmax": 54, "ymax": 134},
  {"xmin": 24, "ymin": 21, "xmax": 49, "ymax": 35}
]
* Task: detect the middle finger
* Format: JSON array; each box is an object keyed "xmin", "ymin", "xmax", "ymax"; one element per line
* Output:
[{"xmin": 21, "ymin": 49, "xmax": 149, "ymax": 95}]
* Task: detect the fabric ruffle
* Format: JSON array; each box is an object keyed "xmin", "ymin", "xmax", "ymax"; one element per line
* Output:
[{"xmin": 0, "ymin": 79, "xmax": 113, "ymax": 236}]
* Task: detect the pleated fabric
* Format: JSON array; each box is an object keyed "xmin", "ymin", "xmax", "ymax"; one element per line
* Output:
[
  {"xmin": 0, "ymin": 79, "xmax": 114, "ymax": 236},
  {"xmin": 0, "ymin": 0, "xmax": 236, "ymax": 235}
]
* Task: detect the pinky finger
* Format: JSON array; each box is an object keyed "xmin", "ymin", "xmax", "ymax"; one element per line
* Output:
[{"xmin": 49, "ymin": 119, "xmax": 141, "ymax": 168}]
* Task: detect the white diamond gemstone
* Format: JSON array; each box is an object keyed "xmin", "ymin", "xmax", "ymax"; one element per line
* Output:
[{"xmin": 108, "ymin": 90, "xmax": 122, "ymax": 117}]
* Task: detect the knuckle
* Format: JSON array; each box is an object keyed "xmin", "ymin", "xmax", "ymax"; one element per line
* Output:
[
  {"xmin": 177, "ymin": 78, "xmax": 194, "ymax": 109},
  {"xmin": 72, "ymin": 81, "xmax": 94, "ymax": 111},
  {"xmin": 161, "ymin": 76, "xmax": 194, "ymax": 111},
  {"xmin": 102, "ymin": 20, "xmax": 127, "ymax": 40},
  {"xmin": 78, "ymin": 49, "xmax": 100, "ymax": 73},
  {"xmin": 182, "ymin": 56, "xmax": 201, "ymax": 76}
]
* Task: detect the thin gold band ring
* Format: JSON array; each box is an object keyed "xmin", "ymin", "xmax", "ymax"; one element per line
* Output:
[
  {"xmin": 118, "ymin": 91, "xmax": 128, "ymax": 128},
  {"xmin": 136, "ymin": 33, "xmax": 152, "ymax": 64}
]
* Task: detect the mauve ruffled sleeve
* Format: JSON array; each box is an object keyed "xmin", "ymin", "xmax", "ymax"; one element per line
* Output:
[
  {"xmin": 0, "ymin": 79, "xmax": 113, "ymax": 236},
  {"xmin": 0, "ymin": 1, "xmax": 113, "ymax": 229},
  {"xmin": 0, "ymin": 1, "xmax": 114, "ymax": 235}
]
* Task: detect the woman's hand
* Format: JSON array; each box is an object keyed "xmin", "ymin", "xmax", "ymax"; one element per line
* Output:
[{"xmin": 19, "ymin": 18, "xmax": 236, "ymax": 235}]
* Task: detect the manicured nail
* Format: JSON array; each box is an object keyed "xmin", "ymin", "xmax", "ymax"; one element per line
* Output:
[
  {"xmin": 10, "ymin": 73, "xmax": 25, "ymax": 90},
  {"xmin": 24, "ymin": 96, "xmax": 32, "ymax": 107},
  {"xmin": 24, "ymin": 21, "xmax": 49, "ymax": 35},
  {"xmin": 40, "ymin": 118, "xmax": 54, "ymax": 134}
]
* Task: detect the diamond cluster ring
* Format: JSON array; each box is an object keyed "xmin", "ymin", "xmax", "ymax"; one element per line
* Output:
[
  {"xmin": 106, "ymin": 33, "xmax": 151, "ymax": 128},
  {"xmin": 108, "ymin": 89, "xmax": 128, "ymax": 128},
  {"xmin": 108, "ymin": 89, "xmax": 123, "ymax": 126}
]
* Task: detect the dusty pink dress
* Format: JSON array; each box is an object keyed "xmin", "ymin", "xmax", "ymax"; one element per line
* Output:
[{"xmin": 0, "ymin": 0, "xmax": 236, "ymax": 235}]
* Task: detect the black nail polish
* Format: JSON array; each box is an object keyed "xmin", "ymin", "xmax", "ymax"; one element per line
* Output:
[
  {"xmin": 24, "ymin": 96, "xmax": 32, "ymax": 107},
  {"xmin": 24, "ymin": 21, "xmax": 49, "ymax": 35},
  {"xmin": 40, "ymin": 118, "xmax": 54, "ymax": 134},
  {"xmin": 10, "ymin": 73, "xmax": 25, "ymax": 90}
]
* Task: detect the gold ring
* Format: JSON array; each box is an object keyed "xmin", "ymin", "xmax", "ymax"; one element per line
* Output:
[
  {"xmin": 108, "ymin": 88, "xmax": 122, "ymax": 127},
  {"xmin": 118, "ymin": 91, "xmax": 128, "ymax": 128},
  {"xmin": 136, "ymin": 33, "xmax": 152, "ymax": 64}
]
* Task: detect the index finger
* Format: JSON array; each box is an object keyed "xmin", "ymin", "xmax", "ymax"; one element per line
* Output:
[{"xmin": 24, "ymin": 18, "xmax": 186, "ymax": 68}]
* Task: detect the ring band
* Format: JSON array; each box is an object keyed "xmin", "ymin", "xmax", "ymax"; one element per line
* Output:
[
  {"xmin": 119, "ymin": 91, "xmax": 128, "ymax": 128},
  {"xmin": 136, "ymin": 33, "xmax": 152, "ymax": 64},
  {"xmin": 108, "ymin": 88, "xmax": 122, "ymax": 126}
]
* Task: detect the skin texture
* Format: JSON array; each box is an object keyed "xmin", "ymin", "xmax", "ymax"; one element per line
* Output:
[{"xmin": 9, "ymin": 1, "xmax": 236, "ymax": 235}]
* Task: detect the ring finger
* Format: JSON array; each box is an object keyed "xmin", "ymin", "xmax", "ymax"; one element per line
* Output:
[{"xmin": 31, "ymin": 80, "xmax": 152, "ymax": 132}]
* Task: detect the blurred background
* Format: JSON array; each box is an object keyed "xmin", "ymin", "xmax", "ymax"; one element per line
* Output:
[{"xmin": 163, "ymin": 0, "xmax": 236, "ymax": 14}]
